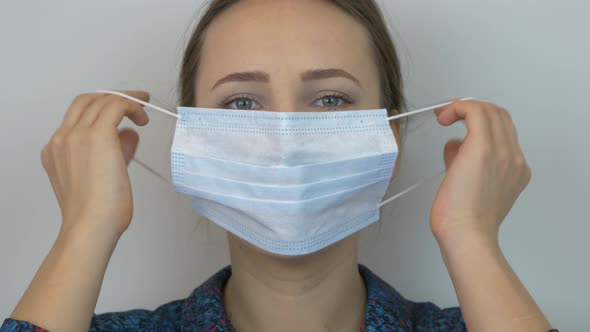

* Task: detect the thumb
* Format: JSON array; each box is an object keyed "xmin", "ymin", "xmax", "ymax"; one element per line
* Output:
[
  {"xmin": 443, "ymin": 139, "xmax": 462, "ymax": 170},
  {"xmin": 119, "ymin": 128, "xmax": 140, "ymax": 165}
]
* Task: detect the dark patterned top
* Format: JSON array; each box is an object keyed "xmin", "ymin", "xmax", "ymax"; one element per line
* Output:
[{"xmin": 1, "ymin": 265, "xmax": 558, "ymax": 332}]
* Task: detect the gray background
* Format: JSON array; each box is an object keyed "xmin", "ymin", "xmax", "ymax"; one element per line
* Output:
[{"xmin": 0, "ymin": 1, "xmax": 587, "ymax": 330}]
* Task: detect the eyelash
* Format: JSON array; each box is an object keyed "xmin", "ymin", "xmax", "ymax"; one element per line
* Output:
[
  {"xmin": 314, "ymin": 92, "xmax": 353, "ymax": 108},
  {"xmin": 218, "ymin": 94, "xmax": 259, "ymax": 109},
  {"xmin": 218, "ymin": 92, "xmax": 354, "ymax": 109}
]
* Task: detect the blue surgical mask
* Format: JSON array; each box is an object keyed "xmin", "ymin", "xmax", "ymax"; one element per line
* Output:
[{"xmin": 97, "ymin": 90, "xmax": 473, "ymax": 256}]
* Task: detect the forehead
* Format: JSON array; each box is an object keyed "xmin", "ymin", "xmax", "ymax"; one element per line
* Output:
[{"xmin": 199, "ymin": 0, "xmax": 377, "ymax": 81}]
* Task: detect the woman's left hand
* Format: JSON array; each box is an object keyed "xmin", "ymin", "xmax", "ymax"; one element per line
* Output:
[{"xmin": 430, "ymin": 100, "xmax": 532, "ymax": 243}]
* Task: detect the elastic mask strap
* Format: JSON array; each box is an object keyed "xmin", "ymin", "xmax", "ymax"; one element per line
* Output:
[
  {"xmin": 378, "ymin": 98, "xmax": 478, "ymax": 207},
  {"xmin": 95, "ymin": 90, "xmax": 178, "ymax": 186},
  {"xmin": 387, "ymin": 97, "xmax": 476, "ymax": 122},
  {"xmin": 98, "ymin": 90, "xmax": 469, "ymax": 206},
  {"xmin": 378, "ymin": 170, "xmax": 445, "ymax": 208},
  {"xmin": 97, "ymin": 90, "xmax": 476, "ymax": 123},
  {"xmin": 96, "ymin": 90, "xmax": 180, "ymax": 119},
  {"xmin": 97, "ymin": 90, "xmax": 476, "ymax": 122}
]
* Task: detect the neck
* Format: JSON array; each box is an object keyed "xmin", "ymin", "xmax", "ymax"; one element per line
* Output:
[{"xmin": 224, "ymin": 234, "xmax": 367, "ymax": 332}]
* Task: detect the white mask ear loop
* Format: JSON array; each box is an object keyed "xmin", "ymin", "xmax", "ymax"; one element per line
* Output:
[
  {"xmin": 95, "ymin": 90, "xmax": 180, "ymax": 119},
  {"xmin": 95, "ymin": 90, "xmax": 180, "ymax": 187},
  {"xmin": 387, "ymin": 97, "xmax": 476, "ymax": 121},
  {"xmin": 96, "ymin": 90, "xmax": 477, "ymax": 206},
  {"xmin": 379, "ymin": 97, "xmax": 478, "ymax": 208},
  {"xmin": 95, "ymin": 91, "xmax": 475, "ymax": 122},
  {"xmin": 378, "ymin": 170, "xmax": 445, "ymax": 208}
]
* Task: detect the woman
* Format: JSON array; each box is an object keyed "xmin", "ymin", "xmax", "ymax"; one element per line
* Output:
[{"xmin": 2, "ymin": 0, "xmax": 557, "ymax": 331}]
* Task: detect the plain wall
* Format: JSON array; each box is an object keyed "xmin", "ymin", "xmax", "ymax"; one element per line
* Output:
[{"xmin": 0, "ymin": 1, "xmax": 587, "ymax": 330}]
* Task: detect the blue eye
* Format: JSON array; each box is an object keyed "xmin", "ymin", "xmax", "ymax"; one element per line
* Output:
[
  {"xmin": 225, "ymin": 97, "xmax": 260, "ymax": 110},
  {"xmin": 312, "ymin": 93, "xmax": 352, "ymax": 108}
]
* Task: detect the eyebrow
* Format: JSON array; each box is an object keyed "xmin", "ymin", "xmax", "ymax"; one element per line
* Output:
[
  {"xmin": 211, "ymin": 68, "xmax": 362, "ymax": 91},
  {"xmin": 301, "ymin": 68, "xmax": 362, "ymax": 88},
  {"xmin": 211, "ymin": 71, "xmax": 270, "ymax": 90}
]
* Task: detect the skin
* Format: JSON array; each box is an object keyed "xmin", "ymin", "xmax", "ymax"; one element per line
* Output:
[{"xmin": 9, "ymin": 0, "xmax": 553, "ymax": 331}]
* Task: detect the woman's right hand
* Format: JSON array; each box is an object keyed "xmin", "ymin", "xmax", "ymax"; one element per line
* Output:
[{"xmin": 41, "ymin": 91, "xmax": 150, "ymax": 238}]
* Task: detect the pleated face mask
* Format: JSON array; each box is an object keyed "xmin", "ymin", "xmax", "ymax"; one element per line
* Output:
[{"xmin": 98, "ymin": 90, "xmax": 473, "ymax": 256}]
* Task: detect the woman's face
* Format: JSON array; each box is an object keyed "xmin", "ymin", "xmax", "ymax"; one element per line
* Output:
[
  {"xmin": 194, "ymin": 0, "xmax": 399, "ymax": 257},
  {"xmin": 195, "ymin": 0, "xmax": 383, "ymax": 114}
]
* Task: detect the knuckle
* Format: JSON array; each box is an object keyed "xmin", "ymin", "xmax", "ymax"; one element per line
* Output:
[
  {"xmin": 515, "ymin": 155, "xmax": 529, "ymax": 170},
  {"xmin": 96, "ymin": 95, "xmax": 118, "ymax": 108},
  {"xmin": 474, "ymin": 145, "xmax": 493, "ymax": 161},
  {"xmin": 467, "ymin": 99, "xmax": 484, "ymax": 108},
  {"xmin": 104, "ymin": 97, "xmax": 128, "ymax": 113},
  {"xmin": 40, "ymin": 146, "xmax": 50, "ymax": 167},
  {"xmin": 469, "ymin": 103, "xmax": 487, "ymax": 116},
  {"xmin": 484, "ymin": 101, "xmax": 498, "ymax": 109},
  {"xmin": 521, "ymin": 165, "xmax": 532, "ymax": 184},
  {"xmin": 88, "ymin": 129, "xmax": 104, "ymax": 142},
  {"xmin": 455, "ymin": 99, "xmax": 476, "ymax": 110},
  {"xmin": 525, "ymin": 165, "xmax": 533, "ymax": 181},
  {"xmin": 71, "ymin": 94, "xmax": 92, "ymax": 106},
  {"xmin": 49, "ymin": 134, "xmax": 64, "ymax": 148},
  {"xmin": 105, "ymin": 95, "xmax": 123, "ymax": 103},
  {"xmin": 496, "ymin": 148, "xmax": 512, "ymax": 162},
  {"xmin": 515, "ymin": 155, "xmax": 532, "ymax": 178},
  {"xmin": 496, "ymin": 107, "xmax": 512, "ymax": 122},
  {"xmin": 65, "ymin": 131, "xmax": 84, "ymax": 147},
  {"xmin": 500, "ymin": 107, "xmax": 512, "ymax": 120}
]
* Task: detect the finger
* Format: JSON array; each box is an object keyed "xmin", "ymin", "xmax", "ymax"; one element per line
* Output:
[
  {"xmin": 434, "ymin": 106, "xmax": 446, "ymax": 117},
  {"xmin": 434, "ymin": 98, "xmax": 465, "ymax": 117},
  {"xmin": 119, "ymin": 128, "xmax": 140, "ymax": 165},
  {"xmin": 484, "ymin": 103, "xmax": 523, "ymax": 159},
  {"xmin": 64, "ymin": 91, "xmax": 149, "ymax": 129},
  {"xmin": 77, "ymin": 95, "xmax": 119, "ymax": 128},
  {"xmin": 436, "ymin": 100, "xmax": 494, "ymax": 143},
  {"xmin": 113, "ymin": 90, "xmax": 150, "ymax": 103},
  {"xmin": 496, "ymin": 106, "xmax": 520, "ymax": 146},
  {"xmin": 61, "ymin": 94, "xmax": 101, "ymax": 129},
  {"xmin": 485, "ymin": 103, "xmax": 514, "ymax": 153},
  {"xmin": 443, "ymin": 139, "xmax": 462, "ymax": 169},
  {"xmin": 94, "ymin": 94, "xmax": 150, "ymax": 131}
]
